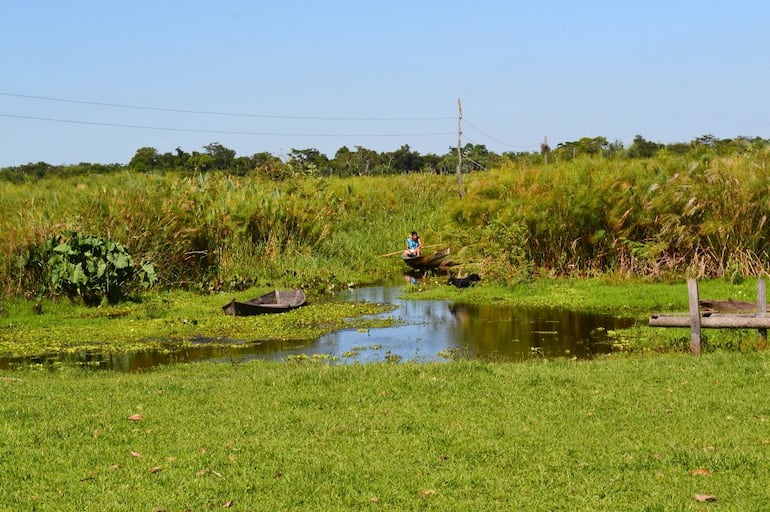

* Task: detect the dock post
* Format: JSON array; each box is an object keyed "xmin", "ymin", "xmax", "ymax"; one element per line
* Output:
[
  {"xmin": 687, "ymin": 279, "xmax": 701, "ymax": 356},
  {"xmin": 758, "ymin": 279, "xmax": 767, "ymax": 343}
]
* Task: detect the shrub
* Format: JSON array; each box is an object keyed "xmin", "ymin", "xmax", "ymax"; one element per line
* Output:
[{"xmin": 45, "ymin": 231, "xmax": 156, "ymax": 305}]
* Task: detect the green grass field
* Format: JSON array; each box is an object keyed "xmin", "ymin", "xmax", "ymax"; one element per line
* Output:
[
  {"xmin": 4, "ymin": 154, "xmax": 770, "ymax": 510},
  {"xmin": 2, "ymin": 353, "xmax": 769, "ymax": 511}
]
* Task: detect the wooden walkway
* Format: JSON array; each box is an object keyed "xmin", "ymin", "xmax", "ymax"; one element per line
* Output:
[{"xmin": 648, "ymin": 279, "xmax": 768, "ymax": 356}]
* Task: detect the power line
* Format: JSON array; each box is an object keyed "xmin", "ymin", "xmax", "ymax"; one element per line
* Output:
[
  {"xmin": 0, "ymin": 92, "xmax": 455, "ymax": 122},
  {"xmin": 0, "ymin": 113, "xmax": 454, "ymax": 137},
  {"xmin": 464, "ymin": 118, "xmax": 538, "ymax": 150}
]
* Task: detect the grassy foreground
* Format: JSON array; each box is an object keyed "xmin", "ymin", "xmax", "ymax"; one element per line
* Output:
[{"xmin": 2, "ymin": 353, "xmax": 770, "ymax": 511}]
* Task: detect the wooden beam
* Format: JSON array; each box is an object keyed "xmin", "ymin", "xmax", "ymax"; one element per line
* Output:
[{"xmin": 649, "ymin": 314, "xmax": 770, "ymax": 328}]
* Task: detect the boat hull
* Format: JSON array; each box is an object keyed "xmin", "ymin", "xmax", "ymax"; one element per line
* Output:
[
  {"xmin": 222, "ymin": 289, "xmax": 306, "ymax": 316},
  {"xmin": 401, "ymin": 249, "xmax": 451, "ymax": 270}
]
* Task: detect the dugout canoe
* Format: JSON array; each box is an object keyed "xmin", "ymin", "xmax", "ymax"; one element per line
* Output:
[
  {"xmin": 401, "ymin": 248, "xmax": 451, "ymax": 270},
  {"xmin": 222, "ymin": 289, "xmax": 306, "ymax": 316}
]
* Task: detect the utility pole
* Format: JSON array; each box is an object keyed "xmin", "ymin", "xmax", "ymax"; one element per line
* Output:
[
  {"xmin": 541, "ymin": 136, "xmax": 550, "ymax": 165},
  {"xmin": 456, "ymin": 98, "xmax": 465, "ymax": 197}
]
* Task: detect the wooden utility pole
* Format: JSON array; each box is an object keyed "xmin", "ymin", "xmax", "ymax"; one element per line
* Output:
[
  {"xmin": 456, "ymin": 98, "xmax": 465, "ymax": 197},
  {"xmin": 687, "ymin": 279, "xmax": 702, "ymax": 356}
]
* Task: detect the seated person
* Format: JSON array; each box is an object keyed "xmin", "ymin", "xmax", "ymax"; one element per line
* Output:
[{"xmin": 403, "ymin": 231, "xmax": 423, "ymax": 257}]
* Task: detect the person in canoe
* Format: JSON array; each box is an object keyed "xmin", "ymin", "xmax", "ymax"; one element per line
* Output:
[{"xmin": 403, "ymin": 231, "xmax": 423, "ymax": 257}]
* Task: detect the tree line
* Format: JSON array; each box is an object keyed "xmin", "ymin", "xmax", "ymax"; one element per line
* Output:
[{"xmin": 2, "ymin": 134, "xmax": 768, "ymax": 182}]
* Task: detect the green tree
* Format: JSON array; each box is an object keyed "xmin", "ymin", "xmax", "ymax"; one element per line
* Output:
[
  {"xmin": 332, "ymin": 145, "xmax": 381, "ymax": 176},
  {"xmin": 287, "ymin": 148, "xmax": 330, "ymax": 176},
  {"xmin": 462, "ymin": 143, "xmax": 494, "ymax": 170},
  {"xmin": 129, "ymin": 147, "xmax": 160, "ymax": 173},
  {"xmin": 627, "ymin": 135, "xmax": 663, "ymax": 159},
  {"xmin": 203, "ymin": 142, "xmax": 236, "ymax": 170},
  {"xmin": 389, "ymin": 144, "xmax": 422, "ymax": 173},
  {"xmin": 188, "ymin": 152, "xmax": 214, "ymax": 173}
]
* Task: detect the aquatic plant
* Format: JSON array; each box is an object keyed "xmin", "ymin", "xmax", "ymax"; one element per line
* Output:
[{"xmin": 44, "ymin": 231, "xmax": 156, "ymax": 305}]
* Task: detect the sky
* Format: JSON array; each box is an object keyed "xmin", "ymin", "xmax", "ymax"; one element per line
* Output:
[{"xmin": 2, "ymin": 0, "xmax": 770, "ymax": 167}]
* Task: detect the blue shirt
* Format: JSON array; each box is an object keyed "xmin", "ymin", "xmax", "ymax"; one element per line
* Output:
[{"xmin": 406, "ymin": 237, "xmax": 420, "ymax": 250}]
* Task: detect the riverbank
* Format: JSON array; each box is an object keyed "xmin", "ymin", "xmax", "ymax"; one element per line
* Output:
[
  {"xmin": 2, "ymin": 352, "xmax": 769, "ymax": 510},
  {"xmin": 1, "ymin": 276, "xmax": 766, "ymax": 361}
]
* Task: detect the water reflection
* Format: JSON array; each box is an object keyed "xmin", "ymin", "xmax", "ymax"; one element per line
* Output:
[
  {"xmin": 309, "ymin": 286, "xmax": 635, "ymax": 363},
  {"xmin": 448, "ymin": 303, "xmax": 634, "ymax": 359},
  {"xmin": 0, "ymin": 284, "xmax": 636, "ymax": 371}
]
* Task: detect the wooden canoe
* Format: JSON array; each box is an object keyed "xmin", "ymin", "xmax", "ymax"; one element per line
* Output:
[
  {"xmin": 401, "ymin": 248, "xmax": 451, "ymax": 270},
  {"xmin": 222, "ymin": 289, "xmax": 306, "ymax": 316},
  {"xmin": 699, "ymin": 299, "xmax": 767, "ymax": 313}
]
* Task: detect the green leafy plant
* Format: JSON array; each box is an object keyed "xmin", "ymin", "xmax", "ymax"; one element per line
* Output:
[{"xmin": 45, "ymin": 231, "xmax": 156, "ymax": 305}]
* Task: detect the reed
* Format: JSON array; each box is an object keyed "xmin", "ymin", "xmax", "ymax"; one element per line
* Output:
[
  {"xmin": 451, "ymin": 150, "xmax": 770, "ymax": 280},
  {"xmin": 4, "ymin": 150, "xmax": 770, "ymax": 298},
  {"xmin": 0, "ymin": 171, "xmax": 456, "ymax": 297}
]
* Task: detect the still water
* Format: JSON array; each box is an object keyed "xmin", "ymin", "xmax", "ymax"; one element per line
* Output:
[
  {"xmin": 310, "ymin": 286, "xmax": 636, "ymax": 363},
  {"xmin": 0, "ymin": 285, "xmax": 636, "ymax": 371}
]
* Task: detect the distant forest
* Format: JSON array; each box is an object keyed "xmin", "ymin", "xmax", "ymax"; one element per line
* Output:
[{"xmin": 2, "ymin": 134, "xmax": 768, "ymax": 182}]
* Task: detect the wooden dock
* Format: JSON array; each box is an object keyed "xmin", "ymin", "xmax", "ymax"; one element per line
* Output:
[{"xmin": 648, "ymin": 278, "xmax": 768, "ymax": 356}]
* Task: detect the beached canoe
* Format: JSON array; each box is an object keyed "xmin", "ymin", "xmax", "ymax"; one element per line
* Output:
[
  {"xmin": 401, "ymin": 248, "xmax": 451, "ymax": 270},
  {"xmin": 222, "ymin": 289, "xmax": 306, "ymax": 316}
]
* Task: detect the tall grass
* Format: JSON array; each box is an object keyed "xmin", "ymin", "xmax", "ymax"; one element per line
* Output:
[
  {"xmin": 0, "ymin": 171, "xmax": 457, "ymax": 297},
  {"xmin": 450, "ymin": 149, "xmax": 770, "ymax": 279},
  {"xmin": 4, "ymin": 150, "xmax": 770, "ymax": 298}
]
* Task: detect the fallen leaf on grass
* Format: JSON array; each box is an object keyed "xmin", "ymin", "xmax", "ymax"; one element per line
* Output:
[
  {"xmin": 130, "ymin": 451, "xmax": 142, "ymax": 458},
  {"xmin": 127, "ymin": 414, "xmax": 144, "ymax": 421},
  {"xmin": 224, "ymin": 500, "xmax": 233, "ymax": 508},
  {"xmin": 418, "ymin": 489, "xmax": 437, "ymax": 499},
  {"xmin": 690, "ymin": 468, "xmax": 711, "ymax": 476},
  {"xmin": 196, "ymin": 469, "xmax": 209, "ymax": 477},
  {"xmin": 694, "ymin": 494, "xmax": 717, "ymax": 502},
  {"xmin": 149, "ymin": 466, "xmax": 162, "ymax": 473}
]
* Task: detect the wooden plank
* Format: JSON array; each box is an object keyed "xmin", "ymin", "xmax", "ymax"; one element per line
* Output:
[
  {"xmin": 649, "ymin": 314, "xmax": 770, "ymax": 328},
  {"xmin": 687, "ymin": 279, "xmax": 701, "ymax": 356}
]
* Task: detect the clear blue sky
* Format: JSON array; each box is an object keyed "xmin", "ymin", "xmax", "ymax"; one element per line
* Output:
[{"xmin": 2, "ymin": 0, "xmax": 769, "ymax": 166}]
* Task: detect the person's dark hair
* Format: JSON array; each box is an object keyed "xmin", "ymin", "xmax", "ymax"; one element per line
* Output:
[{"xmin": 411, "ymin": 231, "xmax": 418, "ymax": 236}]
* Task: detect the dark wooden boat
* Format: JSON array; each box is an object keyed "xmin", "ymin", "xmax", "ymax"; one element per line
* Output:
[
  {"xmin": 699, "ymin": 299, "xmax": 767, "ymax": 313},
  {"xmin": 401, "ymin": 248, "xmax": 451, "ymax": 270},
  {"xmin": 222, "ymin": 289, "xmax": 306, "ymax": 316}
]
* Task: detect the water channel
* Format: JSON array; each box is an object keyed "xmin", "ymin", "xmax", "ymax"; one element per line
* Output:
[{"xmin": 0, "ymin": 283, "xmax": 637, "ymax": 372}]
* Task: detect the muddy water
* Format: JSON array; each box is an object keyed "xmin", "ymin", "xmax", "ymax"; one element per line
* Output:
[{"xmin": 0, "ymin": 285, "xmax": 637, "ymax": 371}]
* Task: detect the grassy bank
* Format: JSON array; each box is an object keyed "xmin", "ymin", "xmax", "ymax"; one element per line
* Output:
[{"xmin": 2, "ymin": 353, "xmax": 769, "ymax": 510}]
